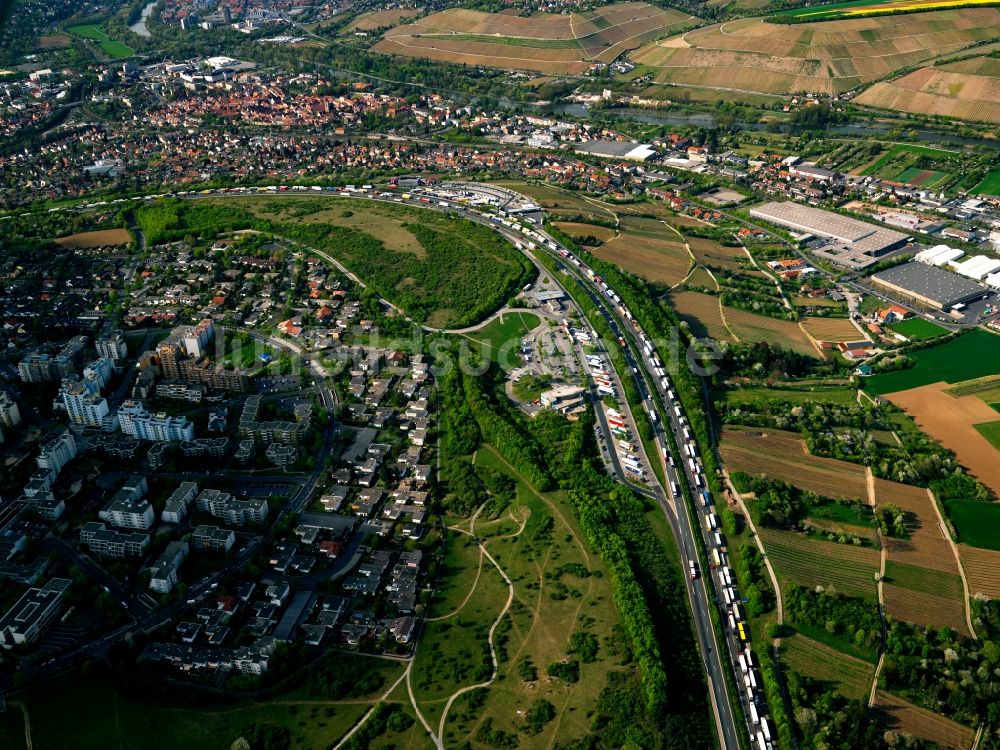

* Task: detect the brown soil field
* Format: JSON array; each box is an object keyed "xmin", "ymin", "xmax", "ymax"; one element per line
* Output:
[
  {"xmin": 723, "ymin": 307, "xmax": 817, "ymax": 356},
  {"xmin": 886, "ymin": 382, "xmax": 1000, "ymax": 499},
  {"xmin": 54, "ymin": 228, "xmax": 132, "ymax": 248},
  {"xmin": 781, "ymin": 633, "xmax": 875, "ymax": 700},
  {"xmin": 551, "ymin": 222, "xmax": 617, "ymax": 244},
  {"xmin": 721, "ymin": 426, "xmax": 870, "ymax": 500},
  {"xmin": 687, "ymin": 236, "xmax": 746, "ymax": 270},
  {"xmin": 759, "ymin": 527, "xmax": 879, "ymax": 598},
  {"xmin": 375, "ymin": 2, "xmax": 698, "ymax": 74},
  {"xmin": 346, "ymin": 8, "xmax": 421, "ymax": 32},
  {"xmin": 958, "ymin": 545, "xmax": 1000, "ymax": 599},
  {"xmin": 594, "ymin": 234, "xmax": 691, "ymax": 285},
  {"xmin": 39, "ymin": 34, "xmax": 71, "ymax": 49},
  {"xmin": 872, "ymin": 690, "xmax": 974, "ymax": 750},
  {"xmin": 856, "ymin": 56, "xmax": 1000, "ymax": 125},
  {"xmin": 876, "ymin": 478, "xmax": 962, "ymax": 575},
  {"xmin": 632, "ymin": 8, "xmax": 1000, "ymax": 95},
  {"xmin": 801, "ymin": 316, "xmax": 863, "ymax": 342},
  {"xmin": 666, "ymin": 290, "xmax": 732, "ymax": 341},
  {"xmin": 883, "ymin": 584, "xmax": 970, "ymax": 635}
]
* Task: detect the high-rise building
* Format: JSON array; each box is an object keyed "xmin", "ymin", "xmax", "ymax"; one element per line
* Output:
[
  {"xmin": 118, "ymin": 401, "xmax": 195, "ymax": 442},
  {"xmin": 96, "ymin": 330, "xmax": 128, "ymax": 363},
  {"xmin": 82, "ymin": 357, "xmax": 115, "ymax": 392},
  {"xmin": 61, "ymin": 381, "xmax": 110, "ymax": 427},
  {"xmin": 0, "ymin": 391, "xmax": 21, "ymax": 429},
  {"xmin": 36, "ymin": 429, "xmax": 77, "ymax": 473},
  {"xmin": 183, "ymin": 319, "xmax": 215, "ymax": 358},
  {"xmin": 18, "ymin": 353, "xmax": 55, "ymax": 383},
  {"xmin": 54, "ymin": 336, "xmax": 88, "ymax": 379}
]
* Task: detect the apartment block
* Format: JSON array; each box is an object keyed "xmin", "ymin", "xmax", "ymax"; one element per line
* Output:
[
  {"xmin": 191, "ymin": 525, "xmax": 235, "ymax": 553},
  {"xmin": 80, "ymin": 522, "xmax": 150, "ymax": 558},
  {"xmin": 0, "ymin": 391, "xmax": 21, "ymax": 429},
  {"xmin": 0, "ymin": 578, "xmax": 72, "ymax": 648},
  {"xmin": 96, "ymin": 330, "xmax": 128, "ymax": 363},
  {"xmin": 195, "ymin": 488, "xmax": 268, "ymax": 526},
  {"xmin": 36, "ymin": 429, "xmax": 77, "ymax": 473},
  {"xmin": 149, "ymin": 541, "xmax": 189, "ymax": 594},
  {"xmin": 162, "ymin": 481, "xmax": 199, "ymax": 523}
]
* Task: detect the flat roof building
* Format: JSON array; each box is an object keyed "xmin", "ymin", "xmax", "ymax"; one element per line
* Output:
[
  {"xmin": 0, "ymin": 578, "xmax": 71, "ymax": 648},
  {"xmin": 871, "ymin": 261, "xmax": 987, "ymax": 311}
]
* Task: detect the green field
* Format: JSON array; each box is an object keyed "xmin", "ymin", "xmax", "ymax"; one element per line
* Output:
[
  {"xmin": 462, "ymin": 311, "xmax": 541, "ymax": 363},
  {"xmin": 860, "ymin": 144, "xmax": 959, "ymax": 182},
  {"xmin": 945, "ymin": 499, "xmax": 1000, "ymax": 550},
  {"xmin": 866, "ymin": 330, "xmax": 1000, "ymax": 395},
  {"xmin": 66, "ymin": 24, "xmax": 134, "ymax": 58},
  {"xmin": 759, "ymin": 528, "xmax": 880, "ymax": 600},
  {"xmin": 883, "ymin": 559, "xmax": 965, "ymax": 598},
  {"xmin": 719, "ymin": 384, "xmax": 858, "ymax": 406},
  {"xmin": 974, "ymin": 419, "xmax": 1000, "ymax": 450},
  {"xmin": 0, "ymin": 709, "xmax": 26, "ymax": 750},
  {"xmin": 887, "ymin": 318, "xmax": 949, "ymax": 341},
  {"xmin": 781, "ymin": 632, "xmax": 876, "ymax": 699},
  {"xmin": 896, "ymin": 167, "xmax": 950, "ymax": 189},
  {"xmin": 972, "ymin": 167, "xmax": 1000, "ymax": 196}
]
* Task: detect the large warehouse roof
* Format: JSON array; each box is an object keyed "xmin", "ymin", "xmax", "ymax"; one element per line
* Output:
[
  {"xmin": 871, "ymin": 261, "xmax": 986, "ymax": 310},
  {"xmin": 750, "ymin": 201, "xmax": 908, "ymax": 256}
]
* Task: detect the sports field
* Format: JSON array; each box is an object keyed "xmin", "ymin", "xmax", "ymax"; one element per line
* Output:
[
  {"xmin": 631, "ymin": 8, "xmax": 1000, "ymax": 95},
  {"xmin": 67, "ymin": 23, "xmax": 134, "ymax": 58},
  {"xmin": 887, "ymin": 318, "xmax": 948, "ymax": 340},
  {"xmin": 866, "ymin": 330, "xmax": 1000, "ymax": 394},
  {"xmin": 857, "ymin": 57, "xmax": 1000, "ymax": 125},
  {"xmin": 859, "ymin": 144, "xmax": 960, "ymax": 186},
  {"xmin": 375, "ymin": 2, "xmax": 699, "ymax": 74}
]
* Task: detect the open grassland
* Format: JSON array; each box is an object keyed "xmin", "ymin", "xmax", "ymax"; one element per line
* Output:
[
  {"xmin": 758, "ymin": 527, "xmax": 879, "ymax": 598},
  {"xmin": 781, "ymin": 633, "xmax": 875, "ymax": 700},
  {"xmin": 957, "ymin": 544, "xmax": 1000, "ymax": 597},
  {"xmin": 724, "ymin": 307, "xmax": 818, "ymax": 356},
  {"xmin": 721, "ymin": 426, "xmax": 870, "ymax": 500},
  {"xmin": 416, "ymin": 445, "xmax": 622, "ymax": 748},
  {"xmin": 948, "ymin": 501, "xmax": 1000, "ymax": 551},
  {"xmin": 719, "ymin": 383, "xmax": 858, "ymax": 405},
  {"xmin": 66, "ymin": 23, "xmax": 134, "ymax": 58},
  {"xmin": 375, "ymin": 2, "xmax": 699, "ymax": 74},
  {"xmin": 868, "ymin": 330, "xmax": 1000, "ymax": 394},
  {"xmin": 857, "ymin": 56, "xmax": 1000, "ymax": 125},
  {"xmin": 54, "ymin": 228, "xmax": 132, "ymax": 247},
  {"xmin": 15, "ymin": 659, "xmax": 402, "ymax": 750},
  {"xmin": 631, "ymin": 8, "xmax": 1000, "ymax": 95},
  {"xmin": 886, "ymin": 382, "xmax": 1000, "ymax": 498},
  {"xmin": 770, "ymin": 0, "xmax": 1000, "ymax": 22},
  {"xmin": 463, "ymin": 311, "xmax": 542, "ymax": 363},
  {"xmin": 801, "ymin": 316, "xmax": 863, "ymax": 342},
  {"xmin": 872, "ymin": 690, "xmax": 975, "ymax": 750},
  {"xmin": 345, "ymin": 8, "xmax": 421, "ymax": 32},
  {"xmin": 667, "ymin": 290, "xmax": 733, "ymax": 341}
]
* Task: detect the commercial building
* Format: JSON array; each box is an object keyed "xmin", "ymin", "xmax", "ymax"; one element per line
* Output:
[
  {"xmin": 540, "ymin": 385, "xmax": 586, "ymax": 414},
  {"xmin": 0, "ymin": 578, "xmax": 72, "ymax": 648},
  {"xmin": 574, "ymin": 140, "xmax": 657, "ymax": 162},
  {"xmin": 871, "ymin": 261, "xmax": 988, "ymax": 311},
  {"xmin": 195, "ymin": 488, "xmax": 268, "ymax": 526},
  {"xmin": 750, "ymin": 201, "xmax": 908, "ymax": 269},
  {"xmin": 96, "ymin": 330, "xmax": 128, "ymax": 363},
  {"xmin": 191, "ymin": 525, "xmax": 236, "ymax": 553},
  {"xmin": 149, "ymin": 541, "xmax": 189, "ymax": 593},
  {"xmin": 37, "ymin": 429, "xmax": 77, "ymax": 473},
  {"xmin": 162, "ymin": 481, "xmax": 199, "ymax": 523},
  {"xmin": 80, "ymin": 522, "xmax": 150, "ymax": 558}
]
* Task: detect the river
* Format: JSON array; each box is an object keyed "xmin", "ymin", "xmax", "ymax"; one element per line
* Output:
[
  {"xmin": 543, "ymin": 102, "xmax": 996, "ymax": 150},
  {"xmin": 129, "ymin": 1, "xmax": 156, "ymax": 38}
]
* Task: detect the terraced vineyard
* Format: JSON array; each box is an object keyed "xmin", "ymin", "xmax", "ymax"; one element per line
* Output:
[
  {"xmin": 375, "ymin": 2, "xmax": 700, "ymax": 74},
  {"xmin": 875, "ymin": 479, "xmax": 960, "ymax": 573},
  {"xmin": 781, "ymin": 633, "xmax": 875, "ymax": 700},
  {"xmin": 723, "ymin": 307, "xmax": 818, "ymax": 357},
  {"xmin": 958, "ymin": 545, "xmax": 1000, "ymax": 598},
  {"xmin": 666, "ymin": 290, "xmax": 733, "ymax": 341},
  {"xmin": 872, "ymin": 690, "xmax": 975, "ymax": 750},
  {"xmin": 883, "ymin": 584, "xmax": 970, "ymax": 635},
  {"xmin": 720, "ymin": 426, "xmax": 869, "ymax": 500},
  {"xmin": 759, "ymin": 527, "xmax": 880, "ymax": 598},
  {"xmin": 856, "ymin": 56, "xmax": 1000, "ymax": 125},
  {"xmin": 801, "ymin": 316, "xmax": 864, "ymax": 343},
  {"xmin": 631, "ymin": 8, "xmax": 1000, "ymax": 95}
]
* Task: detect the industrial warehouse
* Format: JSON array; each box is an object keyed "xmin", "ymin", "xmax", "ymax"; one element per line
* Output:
[
  {"xmin": 750, "ymin": 201, "xmax": 908, "ymax": 269},
  {"xmin": 871, "ymin": 261, "xmax": 989, "ymax": 311}
]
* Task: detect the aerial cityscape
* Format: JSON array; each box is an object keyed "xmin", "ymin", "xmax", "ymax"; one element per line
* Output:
[{"xmin": 1, "ymin": 0, "xmax": 1000, "ymax": 748}]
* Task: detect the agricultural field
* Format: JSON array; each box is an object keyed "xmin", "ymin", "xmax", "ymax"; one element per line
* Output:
[
  {"xmin": 948, "ymin": 501, "xmax": 1000, "ymax": 551},
  {"xmin": 551, "ymin": 221, "xmax": 617, "ymax": 245},
  {"xmin": 887, "ymin": 318, "xmax": 949, "ymax": 341},
  {"xmin": 957, "ymin": 544, "xmax": 1000, "ymax": 597},
  {"xmin": 723, "ymin": 307, "xmax": 818, "ymax": 356},
  {"xmin": 770, "ymin": 0, "xmax": 1000, "ymax": 22},
  {"xmin": 885, "ymin": 383, "xmax": 1000, "ymax": 498},
  {"xmin": 800, "ymin": 315, "xmax": 863, "ymax": 343},
  {"xmin": 718, "ymin": 383, "xmax": 858, "ymax": 406},
  {"xmin": 345, "ymin": 8, "xmax": 421, "ymax": 32},
  {"xmin": 593, "ymin": 234, "xmax": 692, "ymax": 285},
  {"xmin": 973, "ymin": 165, "xmax": 1000, "ymax": 195},
  {"xmin": 666, "ymin": 290, "xmax": 733, "ymax": 341},
  {"xmin": 973, "ymin": 419, "xmax": 1000, "ymax": 450},
  {"xmin": 66, "ymin": 23, "xmax": 134, "ymax": 58},
  {"xmin": 872, "ymin": 689, "xmax": 975, "ymax": 750},
  {"xmin": 866, "ymin": 329, "xmax": 1000, "ymax": 394},
  {"xmin": 858, "ymin": 143, "xmax": 961, "ymax": 187},
  {"xmin": 882, "ymin": 560, "xmax": 969, "ymax": 634},
  {"xmin": 758, "ymin": 527, "xmax": 879, "ymax": 598},
  {"xmin": 780, "ymin": 633, "xmax": 875, "ymax": 700},
  {"xmin": 631, "ymin": 8, "xmax": 1000, "ymax": 95},
  {"xmin": 375, "ymin": 2, "xmax": 700, "ymax": 74},
  {"xmin": 54, "ymin": 228, "xmax": 132, "ymax": 247},
  {"xmin": 720, "ymin": 426, "xmax": 870, "ymax": 500},
  {"xmin": 856, "ymin": 57, "xmax": 1000, "ymax": 125}
]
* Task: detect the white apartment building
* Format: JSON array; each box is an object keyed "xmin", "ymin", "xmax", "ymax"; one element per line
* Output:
[{"xmin": 36, "ymin": 429, "xmax": 77, "ymax": 473}]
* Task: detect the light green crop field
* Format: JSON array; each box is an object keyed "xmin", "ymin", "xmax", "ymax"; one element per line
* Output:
[{"xmin": 67, "ymin": 24, "xmax": 134, "ymax": 58}]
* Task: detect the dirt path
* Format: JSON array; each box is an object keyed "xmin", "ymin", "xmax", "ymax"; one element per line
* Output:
[
  {"xmin": 427, "ymin": 546, "xmax": 485, "ymax": 622},
  {"xmin": 868, "ymin": 466, "xmax": 889, "ymax": 708},
  {"xmin": 333, "ymin": 666, "xmax": 415, "ymax": 750},
  {"xmin": 12, "ymin": 702, "xmax": 32, "ymax": 750},
  {"xmin": 923, "ymin": 487, "xmax": 977, "ymax": 640}
]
